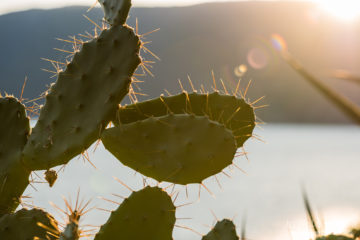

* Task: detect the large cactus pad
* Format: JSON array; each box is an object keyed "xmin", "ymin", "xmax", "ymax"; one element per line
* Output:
[
  {"xmin": 102, "ymin": 114, "xmax": 237, "ymax": 184},
  {"xmin": 316, "ymin": 235, "xmax": 353, "ymax": 240},
  {"xmin": 22, "ymin": 23, "xmax": 141, "ymax": 170},
  {"xmin": 94, "ymin": 186, "xmax": 175, "ymax": 240},
  {"xmin": 0, "ymin": 208, "xmax": 59, "ymax": 240},
  {"xmin": 202, "ymin": 219, "xmax": 239, "ymax": 240},
  {"xmin": 98, "ymin": 0, "xmax": 131, "ymax": 26},
  {"xmin": 0, "ymin": 97, "xmax": 30, "ymax": 215},
  {"xmin": 113, "ymin": 92, "xmax": 255, "ymax": 147}
]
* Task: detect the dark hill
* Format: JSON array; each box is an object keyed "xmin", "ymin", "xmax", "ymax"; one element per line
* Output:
[{"xmin": 1, "ymin": 2, "xmax": 359, "ymax": 123}]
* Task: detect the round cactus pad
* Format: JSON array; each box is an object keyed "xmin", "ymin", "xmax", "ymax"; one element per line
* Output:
[
  {"xmin": 94, "ymin": 186, "xmax": 175, "ymax": 240},
  {"xmin": 22, "ymin": 24, "xmax": 141, "ymax": 170},
  {"xmin": 0, "ymin": 208, "xmax": 59, "ymax": 240},
  {"xmin": 202, "ymin": 219, "xmax": 239, "ymax": 240},
  {"xmin": 113, "ymin": 92, "xmax": 255, "ymax": 147},
  {"xmin": 0, "ymin": 97, "xmax": 30, "ymax": 215},
  {"xmin": 102, "ymin": 114, "xmax": 237, "ymax": 184}
]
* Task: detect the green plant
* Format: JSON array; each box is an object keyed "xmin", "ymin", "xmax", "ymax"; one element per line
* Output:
[
  {"xmin": 0, "ymin": 0, "xmax": 256, "ymax": 239},
  {"xmin": 202, "ymin": 219, "xmax": 239, "ymax": 240}
]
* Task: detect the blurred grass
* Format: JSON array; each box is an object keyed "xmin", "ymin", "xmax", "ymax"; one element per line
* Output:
[{"xmin": 280, "ymin": 51, "xmax": 360, "ymax": 125}]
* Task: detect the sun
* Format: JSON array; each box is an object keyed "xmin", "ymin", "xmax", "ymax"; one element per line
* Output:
[{"xmin": 314, "ymin": 0, "xmax": 360, "ymax": 21}]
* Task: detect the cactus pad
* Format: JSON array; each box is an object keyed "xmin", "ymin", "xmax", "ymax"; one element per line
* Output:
[
  {"xmin": 113, "ymin": 92, "xmax": 255, "ymax": 147},
  {"xmin": 98, "ymin": 0, "xmax": 131, "ymax": 26},
  {"xmin": 22, "ymin": 24, "xmax": 141, "ymax": 170},
  {"xmin": 0, "ymin": 208, "xmax": 59, "ymax": 240},
  {"xmin": 316, "ymin": 235, "xmax": 353, "ymax": 240},
  {"xmin": 0, "ymin": 97, "xmax": 30, "ymax": 215},
  {"xmin": 102, "ymin": 114, "xmax": 237, "ymax": 184},
  {"xmin": 202, "ymin": 219, "xmax": 239, "ymax": 240},
  {"xmin": 94, "ymin": 186, "xmax": 175, "ymax": 240}
]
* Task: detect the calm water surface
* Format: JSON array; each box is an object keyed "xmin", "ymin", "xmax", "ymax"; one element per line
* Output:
[{"xmin": 24, "ymin": 124, "xmax": 360, "ymax": 240}]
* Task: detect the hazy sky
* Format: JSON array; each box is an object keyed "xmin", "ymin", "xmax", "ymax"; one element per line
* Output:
[{"xmin": 1, "ymin": 0, "xmax": 254, "ymax": 15}]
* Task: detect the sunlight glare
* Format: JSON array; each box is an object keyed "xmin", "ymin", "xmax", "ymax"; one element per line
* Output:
[
  {"xmin": 287, "ymin": 208, "xmax": 359, "ymax": 240},
  {"xmin": 321, "ymin": 209, "xmax": 359, "ymax": 236},
  {"xmin": 315, "ymin": 0, "xmax": 360, "ymax": 21}
]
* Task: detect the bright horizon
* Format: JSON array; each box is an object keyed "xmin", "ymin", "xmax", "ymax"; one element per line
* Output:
[
  {"xmin": 1, "ymin": 0, "xmax": 245, "ymax": 16},
  {"xmin": 2, "ymin": 0, "xmax": 306, "ymax": 16},
  {"xmin": 4, "ymin": 0, "xmax": 360, "ymax": 22}
]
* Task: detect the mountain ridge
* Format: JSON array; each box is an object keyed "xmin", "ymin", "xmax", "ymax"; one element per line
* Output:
[{"xmin": 1, "ymin": 2, "xmax": 359, "ymax": 123}]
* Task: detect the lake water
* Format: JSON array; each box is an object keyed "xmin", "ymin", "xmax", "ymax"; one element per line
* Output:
[{"xmin": 23, "ymin": 124, "xmax": 360, "ymax": 240}]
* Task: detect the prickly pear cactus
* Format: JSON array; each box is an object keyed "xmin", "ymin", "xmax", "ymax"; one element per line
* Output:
[
  {"xmin": 0, "ymin": 0, "xmax": 261, "ymax": 238},
  {"xmin": 0, "ymin": 208, "xmax": 59, "ymax": 240},
  {"xmin": 351, "ymin": 228, "xmax": 360, "ymax": 239},
  {"xmin": 98, "ymin": 0, "xmax": 131, "ymax": 26},
  {"xmin": 102, "ymin": 114, "xmax": 237, "ymax": 184},
  {"xmin": 94, "ymin": 186, "xmax": 176, "ymax": 240},
  {"xmin": 60, "ymin": 211, "xmax": 81, "ymax": 240},
  {"xmin": 113, "ymin": 92, "xmax": 255, "ymax": 147},
  {"xmin": 22, "ymin": 2, "xmax": 141, "ymax": 171},
  {"xmin": 202, "ymin": 219, "xmax": 239, "ymax": 240},
  {"xmin": 316, "ymin": 235, "xmax": 353, "ymax": 240},
  {"xmin": 0, "ymin": 96, "xmax": 31, "ymax": 215}
]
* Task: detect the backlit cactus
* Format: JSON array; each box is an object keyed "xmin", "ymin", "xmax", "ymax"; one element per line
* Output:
[
  {"xmin": 102, "ymin": 114, "xmax": 237, "ymax": 184},
  {"xmin": 0, "ymin": 97, "xmax": 31, "ymax": 215},
  {"xmin": 0, "ymin": 208, "xmax": 59, "ymax": 240},
  {"xmin": 112, "ymin": 92, "xmax": 256, "ymax": 147},
  {"xmin": 0, "ymin": 0, "xmax": 258, "ymax": 239},
  {"xmin": 98, "ymin": 0, "xmax": 131, "ymax": 26},
  {"xmin": 22, "ymin": 21, "xmax": 141, "ymax": 171},
  {"xmin": 202, "ymin": 219, "xmax": 239, "ymax": 240},
  {"xmin": 95, "ymin": 187, "xmax": 176, "ymax": 240}
]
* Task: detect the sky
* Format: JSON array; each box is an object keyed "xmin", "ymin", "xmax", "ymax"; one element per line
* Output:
[
  {"xmin": 1, "ymin": 0, "xmax": 293, "ymax": 16},
  {"xmin": 2, "ymin": 0, "xmax": 360, "ymax": 22},
  {"xmin": 1, "ymin": 0, "xmax": 240, "ymax": 15}
]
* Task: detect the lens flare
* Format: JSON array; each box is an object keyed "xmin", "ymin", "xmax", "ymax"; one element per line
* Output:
[
  {"xmin": 270, "ymin": 34, "xmax": 287, "ymax": 52},
  {"xmin": 247, "ymin": 47, "xmax": 269, "ymax": 70},
  {"xmin": 234, "ymin": 64, "xmax": 248, "ymax": 77}
]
